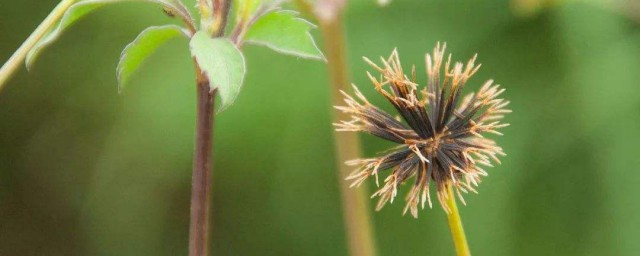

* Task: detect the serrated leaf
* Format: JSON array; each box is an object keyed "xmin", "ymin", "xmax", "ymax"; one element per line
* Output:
[
  {"xmin": 26, "ymin": 0, "xmax": 189, "ymax": 70},
  {"xmin": 190, "ymin": 31, "xmax": 246, "ymax": 112},
  {"xmin": 244, "ymin": 10, "xmax": 324, "ymax": 61},
  {"xmin": 117, "ymin": 25, "xmax": 185, "ymax": 92}
]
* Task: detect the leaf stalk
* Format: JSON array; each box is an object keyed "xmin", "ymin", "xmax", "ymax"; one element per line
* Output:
[{"xmin": 0, "ymin": 0, "xmax": 77, "ymax": 92}]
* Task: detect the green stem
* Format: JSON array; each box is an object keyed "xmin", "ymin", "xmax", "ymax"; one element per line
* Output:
[
  {"xmin": 319, "ymin": 13, "xmax": 378, "ymax": 256},
  {"xmin": 445, "ymin": 185, "xmax": 471, "ymax": 256},
  {"xmin": 0, "ymin": 0, "xmax": 77, "ymax": 91}
]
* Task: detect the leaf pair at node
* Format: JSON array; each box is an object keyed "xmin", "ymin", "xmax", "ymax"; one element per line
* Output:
[{"xmin": 26, "ymin": 0, "xmax": 325, "ymax": 112}]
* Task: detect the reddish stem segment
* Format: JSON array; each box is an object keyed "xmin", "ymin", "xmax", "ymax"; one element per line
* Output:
[
  {"xmin": 188, "ymin": 1, "xmax": 230, "ymax": 255},
  {"xmin": 189, "ymin": 75, "xmax": 216, "ymax": 256}
]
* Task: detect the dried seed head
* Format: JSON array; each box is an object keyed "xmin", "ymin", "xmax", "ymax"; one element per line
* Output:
[{"xmin": 334, "ymin": 43, "xmax": 511, "ymax": 218}]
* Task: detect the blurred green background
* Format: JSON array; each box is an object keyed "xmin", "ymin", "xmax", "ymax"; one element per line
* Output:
[{"xmin": 1, "ymin": 0, "xmax": 640, "ymax": 255}]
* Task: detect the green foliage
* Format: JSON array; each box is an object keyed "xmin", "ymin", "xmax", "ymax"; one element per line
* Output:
[
  {"xmin": 26, "ymin": 0, "xmax": 189, "ymax": 70},
  {"xmin": 16, "ymin": 0, "xmax": 324, "ymax": 112},
  {"xmin": 244, "ymin": 10, "xmax": 324, "ymax": 61},
  {"xmin": 234, "ymin": 0, "xmax": 261, "ymax": 23},
  {"xmin": 117, "ymin": 25, "xmax": 186, "ymax": 92},
  {"xmin": 190, "ymin": 31, "xmax": 246, "ymax": 112},
  {"xmin": 6, "ymin": 1, "xmax": 640, "ymax": 256}
]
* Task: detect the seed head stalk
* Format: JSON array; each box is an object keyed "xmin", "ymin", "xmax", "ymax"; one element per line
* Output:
[{"xmin": 445, "ymin": 184, "xmax": 471, "ymax": 256}]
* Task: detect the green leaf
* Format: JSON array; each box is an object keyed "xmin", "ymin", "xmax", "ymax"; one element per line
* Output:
[
  {"xmin": 117, "ymin": 25, "xmax": 185, "ymax": 92},
  {"xmin": 26, "ymin": 0, "xmax": 189, "ymax": 70},
  {"xmin": 244, "ymin": 10, "xmax": 324, "ymax": 61},
  {"xmin": 190, "ymin": 31, "xmax": 246, "ymax": 112}
]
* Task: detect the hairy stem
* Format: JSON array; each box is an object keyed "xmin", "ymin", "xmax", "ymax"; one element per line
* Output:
[
  {"xmin": 0, "ymin": 0, "xmax": 77, "ymax": 91},
  {"xmin": 445, "ymin": 185, "xmax": 471, "ymax": 256},
  {"xmin": 319, "ymin": 14, "xmax": 377, "ymax": 256}
]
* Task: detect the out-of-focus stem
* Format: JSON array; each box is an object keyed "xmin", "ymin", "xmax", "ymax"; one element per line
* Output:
[
  {"xmin": 293, "ymin": 0, "xmax": 314, "ymax": 19},
  {"xmin": 0, "ymin": 0, "xmax": 77, "ymax": 92},
  {"xmin": 319, "ymin": 13, "xmax": 377, "ymax": 256},
  {"xmin": 445, "ymin": 185, "xmax": 471, "ymax": 256}
]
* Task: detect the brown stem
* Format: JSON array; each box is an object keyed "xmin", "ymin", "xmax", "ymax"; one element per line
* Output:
[
  {"xmin": 188, "ymin": 1, "xmax": 231, "ymax": 255},
  {"xmin": 189, "ymin": 64, "xmax": 216, "ymax": 256},
  {"xmin": 212, "ymin": 0, "xmax": 231, "ymax": 37},
  {"xmin": 319, "ymin": 14, "xmax": 378, "ymax": 256}
]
